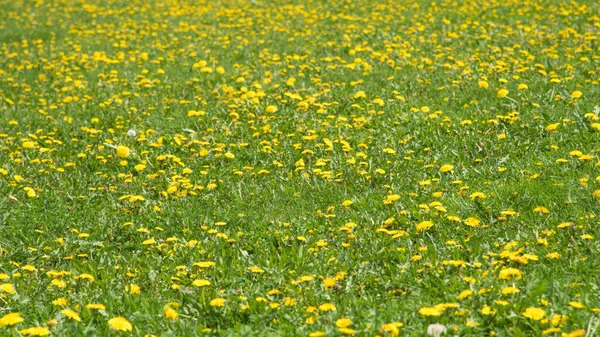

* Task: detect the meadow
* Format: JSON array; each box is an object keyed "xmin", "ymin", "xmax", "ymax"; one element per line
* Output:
[{"xmin": 1, "ymin": 0, "xmax": 600, "ymax": 335}]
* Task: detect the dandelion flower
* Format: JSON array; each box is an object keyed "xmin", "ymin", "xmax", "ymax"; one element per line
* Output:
[
  {"xmin": 116, "ymin": 145, "xmax": 130, "ymax": 158},
  {"xmin": 209, "ymin": 298, "xmax": 226, "ymax": 307},
  {"xmin": 108, "ymin": 317, "xmax": 132, "ymax": 331},
  {"xmin": 60, "ymin": 308, "xmax": 81, "ymax": 322},
  {"xmin": 86, "ymin": 304, "xmax": 106, "ymax": 311},
  {"xmin": 419, "ymin": 307, "xmax": 442, "ymax": 316},
  {"xmin": 192, "ymin": 279, "xmax": 211, "ymax": 287},
  {"xmin": 439, "ymin": 164, "xmax": 454, "ymax": 173},
  {"xmin": 163, "ymin": 306, "xmax": 179, "ymax": 320},
  {"xmin": 498, "ymin": 267, "xmax": 522, "ymax": 280},
  {"xmin": 19, "ymin": 327, "xmax": 51, "ymax": 336},
  {"xmin": 0, "ymin": 283, "xmax": 15, "ymax": 294},
  {"xmin": 497, "ymin": 89, "xmax": 509, "ymax": 98},
  {"xmin": 522, "ymin": 307, "xmax": 545, "ymax": 320},
  {"xmin": 318, "ymin": 303, "xmax": 336, "ymax": 312},
  {"xmin": 0, "ymin": 312, "xmax": 24, "ymax": 327},
  {"xmin": 416, "ymin": 221, "xmax": 434, "ymax": 233}
]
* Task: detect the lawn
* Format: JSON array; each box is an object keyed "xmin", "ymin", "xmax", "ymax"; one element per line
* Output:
[{"xmin": 1, "ymin": 0, "xmax": 600, "ymax": 336}]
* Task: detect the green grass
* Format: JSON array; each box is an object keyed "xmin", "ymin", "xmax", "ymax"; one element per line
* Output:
[{"xmin": 1, "ymin": 0, "xmax": 600, "ymax": 336}]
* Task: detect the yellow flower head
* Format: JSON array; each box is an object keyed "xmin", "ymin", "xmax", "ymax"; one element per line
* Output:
[
  {"xmin": 0, "ymin": 312, "xmax": 25, "ymax": 327},
  {"xmin": 497, "ymin": 89, "xmax": 509, "ymax": 98},
  {"xmin": 209, "ymin": 298, "xmax": 226, "ymax": 307},
  {"xmin": 108, "ymin": 317, "xmax": 133, "ymax": 332},
  {"xmin": 522, "ymin": 307, "xmax": 546, "ymax": 320},
  {"xmin": 498, "ymin": 267, "xmax": 522, "ymax": 280},
  {"xmin": 116, "ymin": 145, "xmax": 130, "ymax": 158},
  {"xmin": 60, "ymin": 308, "xmax": 81, "ymax": 322},
  {"xmin": 439, "ymin": 164, "xmax": 454, "ymax": 173},
  {"xmin": 19, "ymin": 327, "xmax": 51, "ymax": 336}
]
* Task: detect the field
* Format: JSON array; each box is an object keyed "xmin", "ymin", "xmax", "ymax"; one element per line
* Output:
[{"xmin": 1, "ymin": 0, "xmax": 600, "ymax": 335}]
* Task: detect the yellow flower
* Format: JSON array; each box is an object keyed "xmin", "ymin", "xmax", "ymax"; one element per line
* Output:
[
  {"xmin": 439, "ymin": 164, "xmax": 454, "ymax": 172},
  {"xmin": 458, "ymin": 289, "xmax": 473, "ymax": 300},
  {"xmin": 336, "ymin": 318, "xmax": 352, "ymax": 328},
  {"xmin": 469, "ymin": 192, "xmax": 486, "ymax": 200},
  {"xmin": 19, "ymin": 327, "xmax": 51, "ymax": 336},
  {"xmin": 568, "ymin": 301, "xmax": 584, "ymax": 309},
  {"xmin": 384, "ymin": 194, "xmax": 401, "ymax": 204},
  {"xmin": 501, "ymin": 286, "xmax": 520, "ymax": 294},
  {"xmin": 416, "ymin": 221, "xmax": 434, "ymax": 233},
  {"xmin": 498, "ymin": 267, "xmax": 522, "ymax": 280},
  {"xmin": 550, "ymin": 314, "xmax": 568, "ymax": 327},
  {"xmin": 265, "ymin": 105, "xmax": 278, "ymax": 113},
  {"xmin": 86, "ymin": 304, "xmax": 106, "ymax": 310},
  {"xmin": 354, "ymin": 91, "xmax": 366, "ymax": 99},
  {"xmin": 318, "ymin": 303, "xmax": 336, "ymax": 312},
  {"xmin": 570, "ymin": 91, "xmax": 582, "ymax": 99},
  {"xmin": 323, "ymin": 278, "xmax": 336, "ymax": 289},
  {"xmin": 562, "ymin": 329, "xmax": 585, "ymax": 337},
  {"xmin": 187, "ymin": 110, "xmax": 206, "ymax": 117},
  {"xmin": 163, "ymin": 306, "xmax": 179, "ymax": 320},
  {"xmin": 0, "ymin": 283, "xmax": 15, "ymax": 294},
  {"xmin": 339, "ymin": 328, "xmax": 355, "ymax": 335},
  {"xmin": 116, "ymin": 145, "xmax": 130, "ymax": 158},
  {"xmin": 75, "ymin": 273, "xmax": 95, "ymax": 282},
  {"xmin": 497, "ymin": 89, "xmax": 509, "ymax": 98},
  {"xmin": 381, "ymin": 322, "xmax": 403, "ymax": 336},
  {"xmin": 25, "ymin": 187, "xmax": 36, "ymax": 198},
  {"xmin": 478, "ymin": 80, "xmax": 489, "ymax": 88},
  {"xmin": 0, "ymin": 312, "xmax": 24, "ymax": 327},
  {"xmin": 522, "ymin": 307, "xmax": 546, "ymax": 320},
  {"xmin": 23, "ymin": 141, "xmax": 35, "ymax": 148},
  {"xmin": 52, "ymin": 297, "xmax": 68, "ymax": 306},
  {"xmin": 60, "ymin": 308, "xmax": 81, "ymax": 322},
  {"xmin": 192, "ymin": 279, "xmax": 211, "ymax": 287},
  {"xmin": 418, "ymin": 307, "xmax": 442, "ymax": 316},
  {"xmin": 481, "ymin": 305, "xmax": 495, "ymax": 315},
  {"xmin": 341, "ymin": 200, "xmax": 353, "ymax": 207},
  {"xmin": 129, "ymin": 194, "xmax": 145, "ymax": 202},
  {"xmin": 193, "ymin": 262, "xmax": 216, "ymax": 268},
  {"xmin": 210, "ymin": 298, "xmax": 226, "ymax": 307},
  {"xmin": 464, "ymin": 217, "xmax": 480, "ymax": 227},
  {"xmin": 126, "ymin": 283, "xmax": 141, "ymax": 294},
  {"xmin": 543, "ymin": 328, "xmax": 562, "ymax": 335},
  {"xmin": 517, "ymin": 83, "xmax": 528, "ymax": 90},
  {"xmin": 108, "ymin": 317, "xmax": 132, "ymax": 331},
  {"xmin": 546, "ymin": 123, "xmax": 560, "ymax": 132}
]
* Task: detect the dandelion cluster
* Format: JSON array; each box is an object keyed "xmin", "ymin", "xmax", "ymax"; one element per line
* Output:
[{"xmin": 1, "ymin": 0, "xmax": 600, "ymax": 335}]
